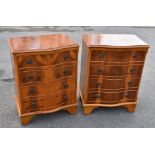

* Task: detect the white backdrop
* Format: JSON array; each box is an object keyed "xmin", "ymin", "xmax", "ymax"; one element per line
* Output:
[{"xmin": 0, "ymin": 0, "xmax": 154, "ymax": 155}]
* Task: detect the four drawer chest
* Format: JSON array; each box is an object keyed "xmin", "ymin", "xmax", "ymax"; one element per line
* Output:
[
  {"xmin": 80, "ymin": 34, "xmax": 149, "ymax": 114},
  {"xmin": 8, "ymin": 34, "xmax": 79, "ymax": 125}
]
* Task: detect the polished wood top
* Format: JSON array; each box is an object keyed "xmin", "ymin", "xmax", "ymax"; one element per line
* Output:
[
  {"xmin": 83, "ymin": 34, "xmax": 149, "ymax": 48},
  {"xmin": 8, "ymin": 34, "xmax": 79, "ymax": 53}
]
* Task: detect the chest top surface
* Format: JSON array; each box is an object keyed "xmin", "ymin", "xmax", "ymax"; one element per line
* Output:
[
  {"xmin": 83, "ymin": 34, "xmax": 149, "ymax": 48},
  {"xmin": 8, "ymin": 34, "xmax": 79, "ymax": 53}
]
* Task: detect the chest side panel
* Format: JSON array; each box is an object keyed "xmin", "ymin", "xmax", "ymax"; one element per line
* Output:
[{"xmin": 80, "ymin": 40, "xmax": 90, "ymax": 102}]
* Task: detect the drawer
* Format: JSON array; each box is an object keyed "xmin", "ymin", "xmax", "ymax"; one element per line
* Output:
[
  {"xmin": 88, "ymin": 76, "xmax": 141, "ymax": 90},
  {"xmin": 91, "ymin": 50, "xmax": 131, "ymax": 62},
  {"xmin": 46, "ymin": 49, "xmax": 77, "ymax": 65},
  {"xmin": 87, "ymin": 90, "xmax": 137, "ymax": 103},
  {"xmin": 17, "ymin": 54, "xmax": 46, "ymax": 68},
  {"xmin": 44, "ymin": 90, "xmax": 76, "ymax": 110},
  {"xmin": 22, "ymin": 90, "xmax": 75, "ymax": 113},
  {"xmin": 88, "ymin": 77, "xmax": 125, "ymax": 90},
  {"xmin": 89, "ymin": 64, "xmax": 143, "ymax": 76},
  {"xmin": 19, "ymin": 64, "xmax": 76, "ymax": 84},
  {"xmin": 46, "ymin": 64, "xmax": 76, "ymax": 80},
  {"xmin": 127, "ymin": 76, "xmax": 141, "ymax": 88},
  {"xmin": 22, "ymin": 98, "xmax": 44, "ymax": 113},
  {"xmin": 129, "ymin": 65, "xmax": 143, "ymax": 76},
  {"xmin": 131, "ymin": 51, "xmax": 146, "ymax": 61},
  {"xmin": 16, "ymin": 49, "xmax": 77, "ymax": 69},
  {"xmin": 20, "ymin": 76, "xmax": 76, "ymax": 98},
  {"xmin": 19, "ymin": 70, "xmax": 45, "ymax": 84}
]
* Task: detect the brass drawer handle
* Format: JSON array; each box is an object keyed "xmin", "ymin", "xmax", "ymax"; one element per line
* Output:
[
  {"xmin": 29, "ymin": 86, "xmax": 36, "ymax": 94},
  {"xmin": 22, "ymin": 78, "xmax": 26, "ymax": 83},
  {"xmin": 28, "ymin": 74, "xmax": 34, "ymax": 80},
  {"xmin": 63, "ymin": 68, "xmax": 68, "ymax": 76},
  {"xmin": 94, "ymin": 94, "xmax": 101, "ymax": 99},
  {"xmin": 30, "ymin": 100, "xmax": 37, "ymax": 109},
  {"xmin": 26, "ymin": 58, "xmax": 33, "ymax": 65},
  {"xmin": 125, "ymin": 92, "xmax": 131, "ymax": 98},
  {"xmin": 63, "ymin": 82, "xmax": 68, "ymax": 89},
  {"xmin": 97, "ymin": 68, "xmax": 103, "ymax": 74},
  {"xmin": 130, "ymin": 68, "xmax": 135, "ymax": 74},
  {"xmin": 128, "ymin": 81, "xmax": 133, "ymax": 87},
  {"xmin": 133, "ymin": 53, "xmax": 138, "ymax": 58},
  {"xmin": 63, "ymin": 94, "xmax": 68, "ymax": 102},
  {"xmin": 64, "ymin": 53, "xmax": 69, "ymax": 60},
  {"xmin": 98, "ymin": 53, "xmax": 104, "ymax": 59},
  {"xmin": 96, "ymin": 82, "xmax": 101, "ymax": 88}
]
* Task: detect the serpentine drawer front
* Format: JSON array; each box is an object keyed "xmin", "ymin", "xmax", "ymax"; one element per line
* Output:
[
  {"xmin": 8, "ymin": 34, "xmax": 79, "ymax": 125},
  {"xmin": 80, "ymin": 34, "xmax": 149, "ymax": 114}
]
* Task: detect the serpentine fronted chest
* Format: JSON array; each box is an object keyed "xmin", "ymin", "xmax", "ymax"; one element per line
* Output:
[
  {"xmin": 80, "ymin": 34, "xmax": 149, "ymax": 114},
  {"xmin": 8, "ymin": 34, "xmax": 79, "ymax": 125}
]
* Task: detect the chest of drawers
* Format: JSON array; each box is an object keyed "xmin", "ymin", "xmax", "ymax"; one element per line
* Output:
[
  {"xmin": 80, "ymin": 34, "xmax": 149, "ymax": 114},
  {"xmin": 8, "ymin": 34, "xmax": 79, "ymax": 125}
]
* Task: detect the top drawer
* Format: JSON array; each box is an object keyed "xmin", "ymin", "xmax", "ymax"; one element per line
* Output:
[
  {"xmin": 90, "ymin": 50, "xmax": 146, "ymax": 62},
  {"xmin": 16, "ymin": 49, "xmax": 78, "ymax": 69},
  {"xmin": 16, "ymin": 54, "xmax": 46, "ymax": 68},
  {"xmin": 131, "ymin": 51, "xmax": 146, "ymax": 61}
]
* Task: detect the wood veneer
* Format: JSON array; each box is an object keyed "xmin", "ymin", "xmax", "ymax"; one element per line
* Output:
[
  {"xmin": 8, "ymin": 34, "xmax": 79, "ymax": 125},
  {"xmin": 80, "ymin": 34, "xmax": 149, "ymax": 114}
]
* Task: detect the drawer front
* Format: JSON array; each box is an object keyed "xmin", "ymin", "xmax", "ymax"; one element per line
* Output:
[
  {"xmin": 22, "ymin": 98, "xmax": 44, "ymax": 113},
  {"xmin": 90, "ymin": 50, "xmax": 146, "ymax": 62},
  {"xmin": 88, "ymin": 76, "xmax": 141, "ymax": 90},
  {"xmin": 16, "ymin": 49, "xmax": 77, "ymax": 69},
  {"xmin": 20, "ymin": 77, "xmax": 76, "ymax": 98},
  {"xmin": 90, "ymin": 64, "xmax": 128, "ymax": 76},
  {"xmin": 129, "ymin": 65, "xmax": 143, "ymax": 76},
  {"xmin": 131, "ymin": 51, "xmax": 146, "ymax": 61},
  {"xmin": 87, "ymin": 90, "xmax": 137, "ymax": 103},
  {"xmin": 19, "ymin": 64, "xmax": 76, "ymax": 84},
  {"xmin": 50, "ymin": 65, "xmax": 76, "ymax": 80},
  {"xmin": 89, "ymin": 77, "xmax": 125, "ymax": 90},
  {"xmin": 87, "ymin": 91, "xmax": 124, "ymax": 102},
  {"xmin": 90, "ymin": 64, "xmax": 143, "ymax": 76},
  {"xmin": 44, "ymin": 91, "xmax": 76, "ymax": 110},
  {"xmin": 127, "ymin": 76, "xmax": 141, "ymax": 88},
  {"xmin": 91, "ymin": 50, "xmax": 131, "ymax": 62},
  {"xmin": 19, "ymin": 70, "xmax": 45, "ymax": 84},
  {"xmin": 17, "ymin": 54, "xmax": 46, "ymax": 68},
  {"xmin": 22, "ymin": 90, "xmax": 76, "ymax": 113},
  {"xmin": 46, "ymin": 49, "xmax": 77, "ymax": 65}
]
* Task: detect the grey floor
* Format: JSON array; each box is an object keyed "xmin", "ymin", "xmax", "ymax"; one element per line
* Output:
[{"xmin": 0, "ymin": 26, "xmax": 155, "ymax": 128}]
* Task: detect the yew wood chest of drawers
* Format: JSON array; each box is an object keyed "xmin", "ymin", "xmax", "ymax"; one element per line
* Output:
[
  {"xmin": 80, "ymin": 34, "xmax": 149, "ymax": 114},
  {"xmin": 8, "ymin": 34, "xmax": 79, "ymax": 125}
]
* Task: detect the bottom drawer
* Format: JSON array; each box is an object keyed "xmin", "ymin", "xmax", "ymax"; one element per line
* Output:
[
  {"xmin": 87, "ymin": 90, "xmax": 138, "ymax": 104},
  {"xmin": 22, "ymin": 90, "xmax": 76, "ymax": 113}
]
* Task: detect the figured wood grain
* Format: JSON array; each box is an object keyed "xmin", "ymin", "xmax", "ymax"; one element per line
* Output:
[
  {"xmin": 83, "ymin": 34, "xmax": 149, "ymax": 48},
  {"xmin": 88, "ymin": 76, "xmax": 140, "ymax": 91},
  {"xmin": 80, "ymin": 34, "xmax": 149, "ymax": 113},
  {"xmin": 22, "ymin": 89, "xmax": 76, "ymax": 114},
  {"xmin": 20, "ymin": 76, "xmax": 76, "ymax": 98},
  {"xmin": 79, "ymin": 89, "xmax": 137, "ymax": 114},
  {"xmin": 8, "ymin": 34, "xmax": 79, "ymax": 53},
  {"xmin": 19, "ymin": 63, "xmax": 77, "ymax": 83},
  {"xmin": 16, "ymin": 48, "xmax": 77, "ymax": 68},
  {"xmin": 9, "ymin": 34, "xmax": 79, "ymax": 125}
]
